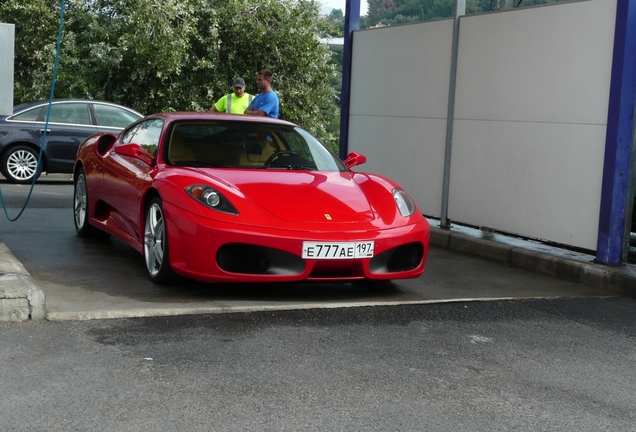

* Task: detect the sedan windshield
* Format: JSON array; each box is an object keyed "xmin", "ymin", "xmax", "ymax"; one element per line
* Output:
[{"xmin": 166, "ymin": 120, "xmax": 347, "ymax": 171}]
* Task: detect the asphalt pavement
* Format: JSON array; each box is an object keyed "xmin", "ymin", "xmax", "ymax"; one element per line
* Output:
[
  {"xmin": 2, "ymin": 298, "xmax": 636, "ymax": 430},
  {"xmin": 1, "ymin": 174, "xmax": 636, "ymax": 322},
  {"xmin": 2, "ymin": 175, "xmax": 636, "ymax": 430}
]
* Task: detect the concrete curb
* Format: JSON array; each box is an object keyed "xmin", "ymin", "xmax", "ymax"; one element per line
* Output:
[
  {"xmin": 429, "ymin": 224, "xmax": 636, "ymax": 298},
  {"xmin": 0, "ymin": 242, "xmax": 46, "ymax": 321}
]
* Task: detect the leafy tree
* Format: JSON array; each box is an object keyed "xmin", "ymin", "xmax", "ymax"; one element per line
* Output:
[
  {"xmin": 0, "ymin": 0, "xmax": 62, "ymax": 102},
  {"xmin": 365, "ymin": 0, "xmax": 567, "ymax": 27},
  {"xmin": 425, "ymin": 0, "xmax": 474, "ymax": 19},
  {"xmin": 199, "ymin": 0, "xmax": 339, "ymax": 150},
  {"xmin": 328, "ymin": 8, "xmax": 343, "ymax": 20},
  {"xmin": 328, "ymin": 44, "xmax": 344, "ymax": 68},
  {"xmin": 66, "ymin": 0, "xmax": 197, "ymax": 112},
  {"xmin": 326, "ymin": 8, "xmax": 345, "ymax": 36},
  {"xmin": 1, "ymin": 0, "xmax": 341, "ymax": 152},
  {"xmin": 367, "ymin": 0, "xmax": 400, "ymax": 24}
]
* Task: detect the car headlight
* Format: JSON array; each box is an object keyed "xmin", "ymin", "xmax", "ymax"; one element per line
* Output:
[
  {"xmin": 393, "ymin": 189, "xmax": 416, "ymax": 217},
  {"xmin": 185, "ymin": 185, "xmax": 239, "ymax": 215}
]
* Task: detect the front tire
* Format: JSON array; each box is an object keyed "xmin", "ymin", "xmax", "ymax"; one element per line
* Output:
[
  {"xmin": 1, "ymin": 145, "xmax": 42, "ymax": 184},
  {"xmin": 144, "ymin": 197, "xmax": 174, "ymax": 284}
]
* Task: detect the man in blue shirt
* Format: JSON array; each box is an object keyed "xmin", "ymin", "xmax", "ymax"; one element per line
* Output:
[{"xmin": 244, "ymin": 69, "xmax": 279, "ymax": 119}]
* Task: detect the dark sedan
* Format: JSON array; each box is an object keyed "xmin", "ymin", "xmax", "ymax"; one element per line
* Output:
[{"xmin": 0, "ymin": 99, "xmax": 143, "ymax": 184}]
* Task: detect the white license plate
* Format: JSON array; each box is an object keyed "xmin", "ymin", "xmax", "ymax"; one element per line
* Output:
[{"xmin": 302, "ymin": 241, "xmax": 374, "ymax": 259}]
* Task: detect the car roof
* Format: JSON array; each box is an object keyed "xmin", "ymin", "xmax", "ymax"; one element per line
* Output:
[
  {"xmin": 12, "ymin": 99, "xmax": 143, "ymax": 116},
  {"xmin": 148, "ymin": 112, "xmax": 297, "ymax": 127}
]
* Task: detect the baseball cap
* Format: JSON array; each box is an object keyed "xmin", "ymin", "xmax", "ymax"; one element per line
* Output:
[{"xmin": 232, "ymin": 77, "xmax": 246, "ymax": 88}]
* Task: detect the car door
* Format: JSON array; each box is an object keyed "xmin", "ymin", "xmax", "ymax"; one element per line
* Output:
[
  {"xmin": 102, "ymin": 118, "xmax": 163, "ymax": 243},
  {"xmin": 40, "ymin": 102, "xmax": 97, "ymax": 172},
  {"xmin": 1, "ymin": 107, "xmax": 38, "ymax": 149}
]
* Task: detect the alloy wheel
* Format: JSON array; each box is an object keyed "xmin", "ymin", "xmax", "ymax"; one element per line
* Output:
[
  {"xmin": 74, "ymin": 173, "xmax": 87, "ymax": 230},
  {"xmin": 6, "ymin": 148, "xmax": 38, "ymax": 182},
  {"xmin": 144, "ymin": 202, "xmax": 165, "ymax": 277}
]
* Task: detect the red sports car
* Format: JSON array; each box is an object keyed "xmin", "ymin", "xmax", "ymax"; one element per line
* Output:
[{"xmin": 73, "ymin": 112, "xmax": 430, "ymax": 284}]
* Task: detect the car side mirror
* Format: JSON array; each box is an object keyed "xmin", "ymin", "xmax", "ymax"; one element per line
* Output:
[
  {"xmin": 115, "ymin": 143, "xmax": 155, "ymax": 165},
  {"xmin": 342, "ymin": 152, "xmax": 367, "ymax": 169}
]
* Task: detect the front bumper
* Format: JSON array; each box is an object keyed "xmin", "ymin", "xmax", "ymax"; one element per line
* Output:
[{"xmin": 164, "ymin": 202, "xmax": 430, "ymax": 283}]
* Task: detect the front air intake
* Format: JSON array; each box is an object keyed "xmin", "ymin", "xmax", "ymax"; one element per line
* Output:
[
  {"xmin": 369, "ymin": 242, "xmax": 424, "ymax": 273},
  {"xmin": 386, "ymin": 243, "xmax": 423, "ymax": 271},
  {"xmin": 216, "ymin": 243, "xmax": 305, "ymax": 275}
]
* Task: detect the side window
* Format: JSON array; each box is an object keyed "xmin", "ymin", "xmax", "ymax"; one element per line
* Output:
[
  {"xmin": 11, "ymin": 107, "xmax": 43, "ymax": 121},
  {"xmin": 94, "ymin": 104, "xmax": 141, "ymax": 128},
  {"xmin": 131, "ymin": 119, "xmax": 163, "ymax": 146},
  {"xmin": 47, "ymin": 103, "xmax": 91, "ymax": 125},
  {"xmin": 120, "ymin": 118, "xmax": 163, "ymax": 154},
  {"xmin": 121, "ymin": 124, "xmax": 141, "ymax": 144}
]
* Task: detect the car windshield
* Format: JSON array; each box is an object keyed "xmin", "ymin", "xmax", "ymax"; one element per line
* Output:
[{"xmin": 166, "ymin": 120, "xmax": 347, "ymax": 171}]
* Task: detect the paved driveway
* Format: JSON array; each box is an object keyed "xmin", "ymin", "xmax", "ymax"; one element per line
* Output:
[
  {"xmin": 0, "ymin": 175, "xmax": 611, "ymax": 320},
  {"xmin": 2, "ymin": 298, "xmax": 636, "ymax": 430}
]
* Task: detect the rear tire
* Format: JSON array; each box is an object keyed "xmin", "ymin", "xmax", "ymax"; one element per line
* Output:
[
  {"xmin": 1, "ymin": 145, "xmax": 42, "ymax": 184},
  {"xmin": 144, "ymin": 197, "xmax": 174, "ymax": 284},
  {"xmin": 73, "ymin": 167, "xmax": 94, "ymax": 236}
]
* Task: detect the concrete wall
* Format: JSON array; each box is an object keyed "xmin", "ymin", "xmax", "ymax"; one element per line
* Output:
[
  {"xmin": 349, "ymin": 19, "xmax": 454, "ymax": 217},
  {"xmin": 348, "ymin": 0, "xmax": 616, "ymax": 250},
  {"xmin": 0, "ymin": 24, "xmax": 14, "ymax": 116}
]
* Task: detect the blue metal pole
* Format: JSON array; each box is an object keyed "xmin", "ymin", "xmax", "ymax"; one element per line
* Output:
[
  {"xmin": 338, "ymin": 0, "xmax": 360, "ymax": 160},
  {"xmin": 595, "ymin": 0, "xmax": 636, "ymax": 265}
]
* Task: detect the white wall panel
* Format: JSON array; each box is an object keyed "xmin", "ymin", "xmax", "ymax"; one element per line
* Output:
[
  {"xmin": 454, "ymin": 1, "xmax": 616, "ymax": 124},
  {"xmin": 449, "ymin": 120, "xmax": 606, "ymax": 248},
  {"xmin": 349, "ymin": 19, "xmax": 454, "ymax": 119},
  {"xmin": 348, "ymin": 0, "xmax": 617, "ymax": 250},
  {"xmin": 349, "ymin": 115, "xmax": 447, "ymax": 216},
  {"xmin": 448, "ymin": 0, "xmax": 616, "ymax": 250},
  {"xmin": 348, "ymin": 19, "xmax": 453, "ymax": 218}
]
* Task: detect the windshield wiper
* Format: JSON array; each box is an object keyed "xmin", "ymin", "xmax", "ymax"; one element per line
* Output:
[{"xmin": 265, "ymin": 165, "xmax": 315, "ymax": 170}]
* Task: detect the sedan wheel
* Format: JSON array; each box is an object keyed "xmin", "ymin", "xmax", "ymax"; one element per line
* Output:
[
  {"xmin": 144, "ymin": 197, "xmax": 174, "ymax": 284},
  {"xmin": 1, "ymin": 145, "xmax": 41, "ymax": 184}
]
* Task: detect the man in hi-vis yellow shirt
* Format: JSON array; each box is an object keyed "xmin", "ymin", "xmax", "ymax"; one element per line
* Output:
[{"xmin": 210, "ymin": 77, "xmax": 254, "ymax": 114}]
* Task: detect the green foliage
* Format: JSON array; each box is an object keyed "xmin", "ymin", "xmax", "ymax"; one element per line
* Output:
[
  {"xmin": 326, "ymin": 8, "xmax": 345, "ymax": 36},
  {"xmin": 367, "ymin": 0, "xmax": 399, "ymax": 25},
  {"xmin": 1, "ymin": 0, "xmax": 341, "ymax": 152},
  {"xmin": 0, "ymin": 0, "xmax": 61, "ymax": 102},
  {"xmin": 201, "ymin": 0, "xmax": 339, "ymax": 150},
  {"xmin": 365, "ymin": 0, "xmax": 567, "ymax": 27},
  {"xmin": 328, "ymin": 8, "xmax": 343, "ymax": 20},
  {"xmin": 328, "ymin": 45, "xmax": 344, "ymax": 69}
]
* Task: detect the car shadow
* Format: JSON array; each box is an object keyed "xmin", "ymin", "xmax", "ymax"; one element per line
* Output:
[
  {"xmin": 157, "ymin": 277, "xmax": 400, "ymax": 303},
  {"xmin": 67, "ymin": 234, "xmax": 406, "ymax": 305}
]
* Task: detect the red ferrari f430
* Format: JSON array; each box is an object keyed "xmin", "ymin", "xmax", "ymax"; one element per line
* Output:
[{"xmin": 73, "ymin": 112, "xmax": 430, "ymax": 284}]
